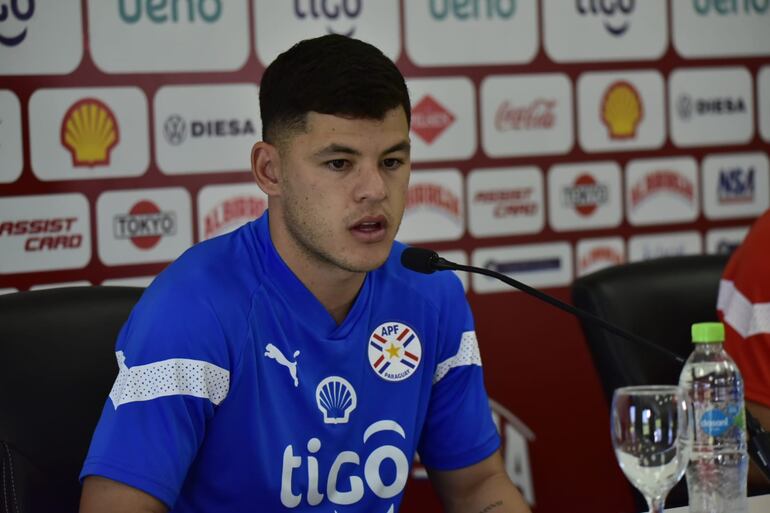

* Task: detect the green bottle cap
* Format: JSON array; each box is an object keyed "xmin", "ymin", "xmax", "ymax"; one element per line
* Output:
[{"xmin": 691, "ymin": 322, "xmax": 725, "ymax": 343}]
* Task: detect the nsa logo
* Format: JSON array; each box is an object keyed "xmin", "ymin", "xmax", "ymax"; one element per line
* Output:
[{"xmin": 368, "ymin": 322, "xmax": 422, "ymax": 382}]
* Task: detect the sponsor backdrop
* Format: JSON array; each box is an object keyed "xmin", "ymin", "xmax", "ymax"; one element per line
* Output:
[{"xmin": 1, "ymin": 1, "xmax": 769, "ymax": 511}]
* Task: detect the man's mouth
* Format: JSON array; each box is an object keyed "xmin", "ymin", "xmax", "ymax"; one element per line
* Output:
[{"xmin": 350, "ymin": 216, "xmax": 388, "ymax": 242}]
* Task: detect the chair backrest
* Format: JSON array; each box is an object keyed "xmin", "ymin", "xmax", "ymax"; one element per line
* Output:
[
  {"xmin": 0, "ymin": 286, "xmax": 144, "ymax": 513},
  {"xmin": 571, "ymin": 254, "xmax": 729, "ymax": 405},
  {"xmin": 571, "ymin": 254, "xmax": 729, "ymax": 509}
]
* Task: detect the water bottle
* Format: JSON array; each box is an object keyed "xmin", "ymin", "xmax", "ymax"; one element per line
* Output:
[{"xmin": 679, "ymin": 322, "xmax": 748, "ymax": 513}]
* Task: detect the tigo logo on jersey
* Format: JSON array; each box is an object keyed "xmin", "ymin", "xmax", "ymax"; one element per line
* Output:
[
  {"xmin": 602, "ymin": 81, "xmax": 643, "ymax": 139},
  {"xmin": 368, "ymin": 322, "xmax": 422, "ymax": 382},
  {"xmin": 61, "ymin": 98, "xmax": 120, "ymax": 167},
  {"xmin": 561, "ymin": 174, "xmax": 608, "ymax": 217},
  {"xmin": 411, "ymin": 95, "xmax": 455, "ymax": 145},
  {"xmin": 113, "ymin": 200, "xmax": 176, "ymax": 250},
  {"xmin": 0, "ymin": 0, "xmax": 34, "ymax": 46},
  {"xmin": 316, "ymin": 376, "xmax": 357, "ymax": 424}
]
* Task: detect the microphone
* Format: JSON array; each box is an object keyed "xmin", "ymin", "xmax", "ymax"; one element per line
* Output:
[{"xmin": 401, "ymin": 246, "xmax": 770, "ymax": 480}]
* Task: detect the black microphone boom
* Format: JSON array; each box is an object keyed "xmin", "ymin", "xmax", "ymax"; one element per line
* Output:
[{"xmin": 400, "ymin": 246, "xmax": 770, "ymax": 480}]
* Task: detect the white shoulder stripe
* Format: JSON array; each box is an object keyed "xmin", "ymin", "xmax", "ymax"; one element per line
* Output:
[
  {"xmin": 109, "ymin": 351, "xmax": 230, "ymax": 409},
  {"xmin": 433, "ymin": 331, "xmax": 482, "ymax": 385},
  {"xmin": 718, "ymin": 279, "xmax": 770, "ymax": 339}
]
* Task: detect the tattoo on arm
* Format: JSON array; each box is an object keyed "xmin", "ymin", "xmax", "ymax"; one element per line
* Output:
[{"xmin": 477, "ymin": 500, "xmax": 503, "ymax": 513}]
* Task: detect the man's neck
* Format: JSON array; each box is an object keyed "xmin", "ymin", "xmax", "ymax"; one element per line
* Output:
[{"xmin": 269, "ymin": 220, "xmax": 366, "ymax": 325}]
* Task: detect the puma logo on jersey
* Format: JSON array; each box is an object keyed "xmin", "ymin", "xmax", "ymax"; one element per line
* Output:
[{"xmin": 265, "ymin": 343, "xmax": 300, "ymax": 387}]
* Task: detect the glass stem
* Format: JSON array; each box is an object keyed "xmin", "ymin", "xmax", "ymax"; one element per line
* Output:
[{"xmin": 647, "ymin": 495, "xmax": 665, "ymax": 513}]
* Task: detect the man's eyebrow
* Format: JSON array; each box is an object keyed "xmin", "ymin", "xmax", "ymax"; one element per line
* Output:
[
  {"xmin": 313, "ymin": 144, "xmax": 361, "ymax": 158},
  {"xmin": 382, "ymin": 141, "xmax": 411, "ymax": 156}
]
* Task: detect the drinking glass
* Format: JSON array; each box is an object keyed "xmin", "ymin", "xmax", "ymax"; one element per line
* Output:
[{"xmin": 611, "ymin": 385, "xmax": 691, "ymax": 513}]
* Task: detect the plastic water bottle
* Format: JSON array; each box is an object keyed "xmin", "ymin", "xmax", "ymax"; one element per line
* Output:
[{"xmin": 679, "ymin": 322, "xmax": 748, "ymax": 513}]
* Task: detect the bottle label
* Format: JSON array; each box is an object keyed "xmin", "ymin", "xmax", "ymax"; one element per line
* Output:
[{"xmin": 700, "ymin": 409, "xmax": 731, "ymax": 437}]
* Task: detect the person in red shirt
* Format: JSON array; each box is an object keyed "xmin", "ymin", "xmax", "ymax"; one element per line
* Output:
[{"xmin": 718, "ymin": 208, "xmax": 770, "ymax": 489}]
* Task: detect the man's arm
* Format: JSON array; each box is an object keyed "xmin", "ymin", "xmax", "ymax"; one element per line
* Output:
[
  {"xmin": 79, "ymin": 476, "xmax": 168, "ymax": 513},
  {"xmin": 427, "ymin": 450, "xmax": 532, "ymax": 513}
]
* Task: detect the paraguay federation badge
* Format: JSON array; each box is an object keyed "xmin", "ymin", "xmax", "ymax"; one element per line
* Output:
[{"xmin": 368, "ymin": 322, "xmax": 422, "ymax": 382}]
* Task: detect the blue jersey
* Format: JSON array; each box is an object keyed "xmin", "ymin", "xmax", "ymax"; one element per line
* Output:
[{"xmin": 81, "ymin": 212, "xmax": 500, "ymax": 512}]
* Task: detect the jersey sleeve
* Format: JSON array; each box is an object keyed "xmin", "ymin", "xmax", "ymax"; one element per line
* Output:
[
  {"xmin": 417, "ymin": 274, "xmax": 500, "ymax": 470},
  {"xmin": 80, "ymin": 268, "xmax": 242, "ymax": 508},
  {"xmin": 718, "ymin": 210, "xmax": 770, "ymax": 408}
]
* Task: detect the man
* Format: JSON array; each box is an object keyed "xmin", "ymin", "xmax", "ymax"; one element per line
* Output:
[
  {"xmin": 79, "ymin": 35, "xmax": 530, "ymax": 513},
  {"xmin": 718, "ymin": 208, "xmax": 770, "ymax": 489}
]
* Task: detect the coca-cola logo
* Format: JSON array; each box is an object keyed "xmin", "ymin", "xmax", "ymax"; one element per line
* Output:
[{"xmin": 495, "ymin": 99, "xmax": 556, "ymax": 132}]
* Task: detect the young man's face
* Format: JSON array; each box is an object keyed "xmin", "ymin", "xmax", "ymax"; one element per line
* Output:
[{"xmin": 274, "ymin": 107, "xmax": 411, "ymax": 275}]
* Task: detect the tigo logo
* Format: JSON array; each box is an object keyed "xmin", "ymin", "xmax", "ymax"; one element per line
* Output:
[
  {"xmin": 575, "ymin": 0, "xmax": 635, "ymax": 36},
  {"xmin": 294, "ymin": 0, "xmax": 361, "ymax": 36},
  {"xmin": 411, "ymin": 95, "xmax": 455, "ymax": 145},
  {"xmin": 113, "ymin": 200, "xmax": 176, "ymax": 250},
  {"xmin": 601, "ymin": 81, "xmax": 643, "ymax": 139},
  {"xmin": 0, "ymin": 0, "xmax": 34, "ymax": 46},
  {"xmin": 61, "ymin": 98, "xmax": 120, "ymax": 167}
]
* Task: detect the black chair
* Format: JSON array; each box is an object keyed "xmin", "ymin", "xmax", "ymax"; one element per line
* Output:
[
  {"xmin": 0, "ymin": 286, "xmax": 144, "ymax": 513},
  {"xmin": 571, "ymin": 254, "xmax": 729, "ymax": 509}
]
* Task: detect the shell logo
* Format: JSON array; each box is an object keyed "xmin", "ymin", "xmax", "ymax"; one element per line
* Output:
[
  {"xmin": 61, "ymin": 98, "xmax": 120, "ymax": 167},
  {"xmin": 601, "ymin": 81, "xmax": 643, "ymax": 139}
]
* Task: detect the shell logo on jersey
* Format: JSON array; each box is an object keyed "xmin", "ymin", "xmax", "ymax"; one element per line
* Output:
[
  {"xmin": 368, "ymin": 322, "xmax": 422, "ymax": 382},
  {"xmin": 411, "ymin": 95, "xmax": 455, "ymax": 145},
  {"xmin": 601, "ymin": 81, "xmax": 643, "ymax": 139},
  {"xmin": 61, "ymin": 98, "xmax": 120, "ymax": 167},
  {"xmin": 316, "ymin": 376, "xmax": 357, "ymax": 424}
]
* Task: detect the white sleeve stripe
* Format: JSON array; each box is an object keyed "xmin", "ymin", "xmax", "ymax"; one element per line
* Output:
[
  {"xmin": 433, "ymin": 331, "xmax": 482, "ymax": 385},
  {"xmin": 109, "ymin": 351, "xmax": 230, "ymax": 409},
  {"xmin": 718, "ymin": 279, "xmax": 770, "ymax": 339}
]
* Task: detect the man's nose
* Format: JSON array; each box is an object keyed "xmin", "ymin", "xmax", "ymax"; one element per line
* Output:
[{"xmin": 354, "ymin": 161, "xmax": 388, "ymax": 202}]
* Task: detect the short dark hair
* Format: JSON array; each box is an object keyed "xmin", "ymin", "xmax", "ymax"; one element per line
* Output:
[{"xmin": 259, "ymin": 34, "xmax": 410, "ymax": 144}]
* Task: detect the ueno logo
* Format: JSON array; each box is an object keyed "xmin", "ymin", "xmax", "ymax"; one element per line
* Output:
[
  {"xmin": 692, "ymin": 0, "xmax": 770, "ymax": 16},
  {"xmin": 118, "ymin": 0, "xmax": 222, "ymax": 23},
  {"xmin": 576, "ymin": 0, "xmax": 636, "ymax": 36},
  {"xmin": 718, "ymin": 166, "xmax": 755, "ymax": 204},
  {"xmin": 429, "ymin": 0, "xmax": 516, "ymax": 20},
  {"xmin": 495, "ymin": 99, "xmax": 556, "ymax": 131},
  {"xmin": 280, "ymin": 420, "xmax": 408, "ymax": 508},
  {"xmin": 0, "ymin": 0, "xmax": 35, "ymax": 46},
  {"xmin": 113, "ymin": 200, "xmax": 176, "ymax": 250}
]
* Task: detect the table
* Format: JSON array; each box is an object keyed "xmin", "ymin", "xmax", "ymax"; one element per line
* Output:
[{"xmin": 658, "ymin": 493, "xmax": 770, "ymax": 512}]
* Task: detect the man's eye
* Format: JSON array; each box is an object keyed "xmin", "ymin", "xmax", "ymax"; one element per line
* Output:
[
  {"xmin": 383, "ymin": 158, "xmax": 402, "ymax": 170},
  {"xmin": 327, "ymin": 159, "xmax": 348, "ymax": 171}
]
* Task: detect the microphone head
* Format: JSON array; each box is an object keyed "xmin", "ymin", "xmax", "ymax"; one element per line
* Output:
[{"xmin": 401, "ymin": 247, "xmax": 439, "ymax": 274}]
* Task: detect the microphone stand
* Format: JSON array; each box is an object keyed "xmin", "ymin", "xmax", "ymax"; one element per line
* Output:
[{"xmin": 415, "ymin": 250, "xmax": 770, "ymax": 481}]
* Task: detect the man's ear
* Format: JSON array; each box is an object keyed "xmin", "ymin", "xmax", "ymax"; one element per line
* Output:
[{"xmin": 251, "ymin": 141, "xmax": 281, "ymax": 195}]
